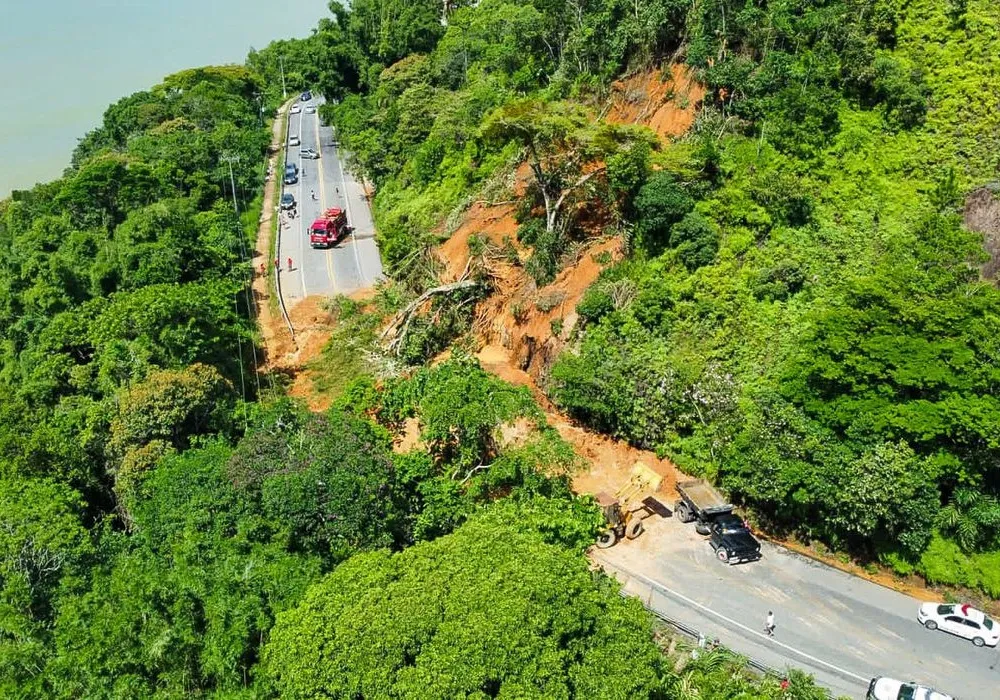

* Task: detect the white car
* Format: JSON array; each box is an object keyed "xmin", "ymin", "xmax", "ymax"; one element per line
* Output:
[
  {"xmin": 918, "ymin": 602, "xmax": 1000, "ymax": 647},
  {"xmin": 305, "ymin": 105, "xmax": 316, "ymax": 113},
  {"xmin": 290, "ymin": 105, "xmax": 301, "ymax": 114},
  {"xmin": 289, "ymin": 135, "xmax": 300, "ymax": 147},
  {"xmin": 867, "ymin": 676, "xmax": 952, "ymax": 700}
]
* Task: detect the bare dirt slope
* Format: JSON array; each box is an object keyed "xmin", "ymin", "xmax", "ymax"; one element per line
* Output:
[
  {"xmin": 965, "ymin": 185, "xmax": 1000, "ymax": 280},
  {"xmin": 432, "ymin": 65, "xmax": 706, "ymax": 500},
  {"xmin": 253, "ymin": 102, "xmax": 296, "ymax": 368},
  {"xmin": 479, "ymin": 343, "xmax": 684, "ymax": 499},
  {"xmin": 605, "ymin": 64, "xmax": 705, "ymax": 140}
]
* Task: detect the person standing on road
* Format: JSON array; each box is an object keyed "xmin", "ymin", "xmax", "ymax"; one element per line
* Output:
[
  {"xmin": 287, "ymin": 257, "xmax": 293, "ymax": 272},
  {"xmin": 311, "ymin": 189, "xmax": 317, "ymax": 201},
  {"xmin": 274, "ymin": 258, "xmax": 279, "ymax": 273},
  {"xmin": 765, "ymin": 611, "xmax": 775, "ymax": 636}
]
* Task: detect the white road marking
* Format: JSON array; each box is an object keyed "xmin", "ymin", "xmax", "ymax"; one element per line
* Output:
[
  {"xmin": 862, "ymin": 639, "xmax": 889, "ymax": 654},
  {"xmin": 812, "ymin": 613, "xmax": 833, "ymax": 627},
  {"xmin": 333, "ymin": 141, "xmax": 365, "ymax": 287},
  {"xmin": 933, "ymin": 655, "xmax": 962, "ymax": 670},
  {"xmin": 596, "ymin": 558, "xmax": 870, "ymax": 684},
  {"xmin": 827, "ymin": 597, "xmax": 852, "ymax": 612},
  {"xmin": 311, "ymin": 108, "xmax": 336, "ymax": 291},
  {"xmin": 877, "ymin": 625, "xmax": 905, "ymax": 642}
]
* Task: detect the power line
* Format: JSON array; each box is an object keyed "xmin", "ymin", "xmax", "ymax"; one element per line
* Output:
[{"xmin": 222, "ymin": 153, "xmax": 268, "ymax": 397}]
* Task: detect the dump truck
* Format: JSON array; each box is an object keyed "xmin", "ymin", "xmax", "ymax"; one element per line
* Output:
[
  {"xmin": 595, "ymin": 463, "xmax": 663, "ymax": 548},
  {"xmin": 309, "ymin": 208, "xmax": 349, "ymax": 248},
  {"xmin": 675, "ymin": 479, "xmax": 761, "ymax": 564}
]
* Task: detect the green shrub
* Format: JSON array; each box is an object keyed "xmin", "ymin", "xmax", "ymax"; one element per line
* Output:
[
  {"xmin": 669, "ymin": 211, "xmax": 719, "ymax": 270},
  {"xmin": 633, "ymin": 172, "xmax": 694, "ymax": 255},
  {"xmin": 918, "ymin": 533, "xmax": 972, "ymax": 588}
]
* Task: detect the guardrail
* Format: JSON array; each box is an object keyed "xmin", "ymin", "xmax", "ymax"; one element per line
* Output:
[
  {"xmin": 606, "ymin": 562, "xmax": 836, "ymax": 698},
  {"xmin": 624, "ymin": 591, "xmax": 784, "ymax": 677},
  {"xmin": 273, "ymin": 99, "xmax": 297, "ymax": 346}
]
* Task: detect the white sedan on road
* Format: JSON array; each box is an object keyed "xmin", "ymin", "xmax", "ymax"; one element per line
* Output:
[
  {"xmin": 867, "ymin": 676, "xmax": 952, "ymax": 700},
  {"xmin": 918, "ymin": 602, "xmax": 1000, "ymax": 647},
  {"xmin": 290, "ymin": 104, "xmax": 301, "ymax": 114}
]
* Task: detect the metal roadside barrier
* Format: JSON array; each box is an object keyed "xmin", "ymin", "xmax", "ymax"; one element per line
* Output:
[
  {"xmin": 273, "ymin": 99, "xmax": 297, "ymax": 346},
  {"xmin": 612, "ymin": 573, "xmax": 835, "ymax": 698}
]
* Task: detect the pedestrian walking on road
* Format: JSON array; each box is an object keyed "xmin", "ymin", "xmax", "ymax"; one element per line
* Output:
[
  {"xmin": 259, "ymin": 262, "xmax": 265, "ymax": 275},
  {"xmin": 287, "ymin": 257, "xmax": 293, "ymax": 272},
  {"xmin": 274, "ymin": 258, "xmax": 279, "ymax": 273},
  {"xmin": 765, "ymin": 611, "xmax": 775, "ymax": 636},
  {"xmin": 311, "ymin": 189, "xmax": 317, "ymax": 201}
]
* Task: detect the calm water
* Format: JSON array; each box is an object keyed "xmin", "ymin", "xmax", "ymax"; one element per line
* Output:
[{"xmin": 0, "ymin": 0, "xmax": 327, "ymax": 197}]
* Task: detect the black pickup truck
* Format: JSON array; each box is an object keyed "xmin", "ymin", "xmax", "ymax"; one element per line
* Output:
[
  {"xmin": 675, "ymin": 480, "xmax": 761, "ymax": 564},
  {"xmin": 707, "ymin": 513, "xmax": 761, "ymax": 564}
]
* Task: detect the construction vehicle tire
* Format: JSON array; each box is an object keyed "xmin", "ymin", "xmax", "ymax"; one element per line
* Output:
[
  {"xmin": 695, "ymin": 521, "xmax": 711, "ymax": 536},
  {"xmin": 596, "ymin": 531, "xmax": 617, "ymax": 548},
  {"xmin": 716, "ymin": 548, "xmax": 729, "ymax": 563},
  {"xmin": 676, "ymin": 501, "xmax": 695, "ymax": 523},
  {"xmin": 625, "ymin": 518, "xmax": 644, "ymax": 540}
]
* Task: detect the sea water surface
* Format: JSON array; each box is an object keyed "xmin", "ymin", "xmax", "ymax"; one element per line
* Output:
[{"xmin": 0, "ymin": 0, "xmax": 327, "ymax": 197}]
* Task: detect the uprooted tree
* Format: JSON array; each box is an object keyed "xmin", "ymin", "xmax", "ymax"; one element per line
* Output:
[{"xmin": 480, "ymin": 99, "xmax": 655, "ymax": 237}]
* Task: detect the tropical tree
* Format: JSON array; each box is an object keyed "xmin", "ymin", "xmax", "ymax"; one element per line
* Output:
[{"xmin": 263, "ymin": 499, "xmax": 664, "ymax": 699}]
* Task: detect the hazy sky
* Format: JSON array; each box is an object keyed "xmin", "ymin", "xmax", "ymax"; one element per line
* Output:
[{"xmin": 0, "ymin": 0, "xmax": 328, "ymax": 196}]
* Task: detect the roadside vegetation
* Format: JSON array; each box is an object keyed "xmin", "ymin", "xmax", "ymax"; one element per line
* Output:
[
  {"xmin": 3, "ymin": 0, "xmax": 999, "ymax": 696},
  {"xmin": 276, "ymin": 0, "xmax": 1000, "ymax": 599}
]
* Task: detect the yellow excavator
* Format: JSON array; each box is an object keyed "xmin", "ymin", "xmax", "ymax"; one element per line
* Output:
[{"xmin": 595, "ymin": 462, "xmax": 663, "ymax": 548}]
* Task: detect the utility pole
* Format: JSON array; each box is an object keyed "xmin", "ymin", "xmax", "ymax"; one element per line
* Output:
[
  {"xmin": 222, "ymin": 154, "xmax": 240, "ymax": 216},
  {"xmin": 279, "ymin": 55, "xmax": 287, "ymax": 99}
]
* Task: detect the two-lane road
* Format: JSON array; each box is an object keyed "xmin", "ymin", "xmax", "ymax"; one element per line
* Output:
[
  {"xmin": 596, "ymin": 515, "xmax": 997, "ymax": 699},
  {"xmin": 278, "ymin": 98, "xmax": 382, "ymax": 304}
]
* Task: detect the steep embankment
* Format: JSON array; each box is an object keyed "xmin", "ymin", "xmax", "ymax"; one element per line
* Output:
[{"xmin": 433, "ymin": 65, "xmax": 704, "ymax": 496}]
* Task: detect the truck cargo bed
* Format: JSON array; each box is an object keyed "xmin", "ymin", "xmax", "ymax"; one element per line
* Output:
[{"xmin": 676, "ymin": 479, "xmax": 731, "ymax": 515}]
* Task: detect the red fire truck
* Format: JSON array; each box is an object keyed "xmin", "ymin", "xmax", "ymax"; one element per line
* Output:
[{"xmin": 309, "ymin": 208, "xmax": 350, "ymax": 248}]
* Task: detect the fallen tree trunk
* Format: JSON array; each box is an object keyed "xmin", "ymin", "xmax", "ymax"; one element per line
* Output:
[{"xmin": 381, "ymin": 280, "xmax": 480, "ymax": 355}]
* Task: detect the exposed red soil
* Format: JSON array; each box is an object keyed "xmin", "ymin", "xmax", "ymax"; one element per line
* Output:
[
  {"xmin": 438, "ymin": 201, "xmax": 520, "ymax": 281},
  {"xmin": 476, "ymin": 344, "xmax": 684, "ymax": 500},
  {"xmin": 252, "ymin": 102, "xmax": 297, "ymax": 369},
  {"xmin": 429, "ymin": 65, "xmax": 710, "ymax": 502},
  {"xmin": 282, "ymin": 296, "xmax": 338, "ymax": 410},
  {"xmin": 606, "ymin": 64, "xmax": 705, "ymax": 142},
  {"xmin": 393, "ymin": 417, "xmax": 424, "ymax": 454}
]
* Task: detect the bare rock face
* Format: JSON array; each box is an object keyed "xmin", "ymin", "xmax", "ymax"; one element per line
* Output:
[{"xmin": 964, "ymin": 184, "xmax": 1000, "ymax": 281}]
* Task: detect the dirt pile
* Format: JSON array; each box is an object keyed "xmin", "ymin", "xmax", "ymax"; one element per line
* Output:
[
  {"xmin": 282, "ymin": 289, "xmax": 382, "ymax": 411},
  {"xmin": 476, "ymin": 345, "xmax": 684, "ymax": 499}
]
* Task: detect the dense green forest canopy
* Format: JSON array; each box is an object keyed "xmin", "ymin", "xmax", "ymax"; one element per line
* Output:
[
  {"xmin": 268, "ymin": 0, "xmax": 1000, "ymax": 593},
  {"xmin": 4, "ymin": 0, "xmax": 1000, "ymax": 696}
]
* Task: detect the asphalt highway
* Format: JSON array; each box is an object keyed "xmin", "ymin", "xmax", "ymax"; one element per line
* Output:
[
  {"xmin": 594, "ymin": 515, "xmax": 997, "ymax": 699},
  {"xmin": 277, "ymin": 98, "xmax": 382, "ymax": 304}
]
